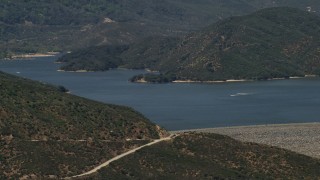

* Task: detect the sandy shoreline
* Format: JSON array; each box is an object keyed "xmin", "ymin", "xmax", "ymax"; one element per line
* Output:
[
  {"xmin": 57, "ymin": 69, "xmax": 92, "ymax": 73},
  {"xmin": 171, "ymin": 122, "xmax": 320, "ymax": 159},
  {"xmin": 172, "ymin": 79, "xmax": 251, "ymax": 83},
  {"xmin": 10, "ymin": 52, "xmax": 60, "ymax": 59},
  {"xmin": 172, "ymin": 76, "xmax": 318, "ymax": 83}
]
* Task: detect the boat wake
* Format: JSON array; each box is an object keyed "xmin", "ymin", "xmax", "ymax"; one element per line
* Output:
[{"xmin": 230, "ymin": 93, "xmax": 251, "ymax": 97}]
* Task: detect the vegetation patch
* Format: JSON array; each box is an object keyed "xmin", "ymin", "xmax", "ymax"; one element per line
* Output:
[
  {"xmin": 1, "ymin": 1, "xmax": 320, "ymax": 58},
  {"xmin": 59, "ymin": 7, "xmax": 320, "ymax": 82},
  {"xmin": 0, "ymin": 71, "xmax": 167, "ymax": 178},
  {"xmin": 91, "ymin": 133, "xmax": 320, "ymax": 179}
]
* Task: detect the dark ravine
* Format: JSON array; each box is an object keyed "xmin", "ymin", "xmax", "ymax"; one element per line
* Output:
[
  {"xmin": 58, "ymin": 7, "xmax": 320, "ymax": 83},
  {"xmin": 57, "ymin": 45, "xmax": 129, "ymax": 72}
]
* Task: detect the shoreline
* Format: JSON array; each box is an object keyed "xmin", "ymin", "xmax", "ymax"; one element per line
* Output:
[
  {"xmin": 171, "ymin": 76, "xmax": 318, "ymax": 84},
  {"xmin": 57, "ymin": 69, "xmax": 92, "ymax": 73},
  {"xmin": 134, "ymin": 75, "xmax": 318, "ymax": 84},
  {"xmin": 172, "ymin": 79, "xmax": 251, "ymax": 83},
  {"xmin": 171, "ymin": 122, "xmax": 320, "ymax": 159},
  {"xmin": 170, "ymin": 122, "xmax": 320, "ymax": 133},
  {"xmin": 10, "ymin": 52, "xmax": 60, "ymax": 59},
  {"xmin": 53, "ymin": 67, "xmax": 319, "ymax": 84},
  {"xmin": 133, "ymin": 77, "xmax": 316, "ymax": 84}
]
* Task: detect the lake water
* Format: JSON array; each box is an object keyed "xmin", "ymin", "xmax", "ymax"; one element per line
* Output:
[{"xmin": 1, "ymin": 56, "xmax": 320, "ymax": 130}]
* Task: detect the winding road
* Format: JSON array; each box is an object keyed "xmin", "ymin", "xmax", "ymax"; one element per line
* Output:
[{"xmin": 64, "ymin": 134, "xmax": 175, "ymax": 179}]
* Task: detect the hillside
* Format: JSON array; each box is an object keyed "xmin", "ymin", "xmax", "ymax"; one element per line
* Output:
[
  {"xmin": 59, "ymin": 7, "xmax": 320, "ymax": 82},
  {"xmin": 91, "ymin": 133, "xmax": 320, "ymax": 179},
  {"xmin": 58, "ymin": 45, "xmax": 129, "ymax": 71},
  {"xmin": 0, "ymin": 71, "xmax": 167, "ymax": 179},
  {"xmin": 57, "ymin": 36, "xmax": 180, "ymax": 72},
  {"xmin": 1, "ymin": 0, "xmax": 320, "ymax": 58},
  {"xmin": 1, "ymin": 73, "xmax": 320, "ymax": 179},
  {"xmin": 145, "ymin": 7, "xmax": 320, "ymax": 82}
]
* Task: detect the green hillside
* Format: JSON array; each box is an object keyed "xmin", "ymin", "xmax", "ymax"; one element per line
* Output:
[
  {"xmin": 1, "ymin": 0, "xmax": 320, "ymax": 58},
  {"xmin": 58, "ymin": 45, "xmax": 129, "ymax": 71},
  {"xmin": 146, "ymin": 7, "xmax": 320, "ymax": 82},
  {"xmin": 0, "ymin": 71, "xmax": 167, "ymax": 179},
  {"xmin": 92, "ymin": 133, "xmax": 320, "ymax": 179},
  {"xmin": 57, "ymin": 36, "xmax": 180, "ymax": 72},
  {"xmin": 59, "ymin": 7, "xmax": 320, "ymax": 82}
]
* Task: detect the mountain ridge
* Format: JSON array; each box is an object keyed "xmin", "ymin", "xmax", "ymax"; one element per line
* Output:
[
  {"xmin": 58, "ymin": 7, "xmax": 320, "ymax": 82},
  {"xmin": 1, "ymin": 0, "xmax": 320, "ymax": 58}
]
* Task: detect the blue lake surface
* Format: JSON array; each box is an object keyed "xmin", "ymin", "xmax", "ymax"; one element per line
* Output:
[{"xmin": 1, "ymin": 56, "xmax": 320, "ymax": 130}]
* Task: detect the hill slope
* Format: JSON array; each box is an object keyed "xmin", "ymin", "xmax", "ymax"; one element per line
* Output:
[
  {"xmin": 0, "ymin": 71, "xmax": 167, "ymax": 179},
  {"xmin": 147, "ymin": 7, "xmax": 320, "ymax": 82},
  {"xmin": 57, "ymin": 36, "xmax": 180, "ymax": 72},
  {"xmin": 1, "ymin": 72, "xmax": 320, "ymax": 179},
  {"xmin": 59, "ymin": 7, "xmax": 320, "ymax": 82},
  {"xmin": 1, "ymin": 0, "xmax": 320, "ymax": 58},
  {"xmin": 92, "ymin": 133, "xmax": 320, "ymax": 179}
]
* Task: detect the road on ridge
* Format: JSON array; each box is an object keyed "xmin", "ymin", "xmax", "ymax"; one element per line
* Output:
[{"xmin": 64, "ymin": 134, "xmax": 175, "ymax": 179}]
